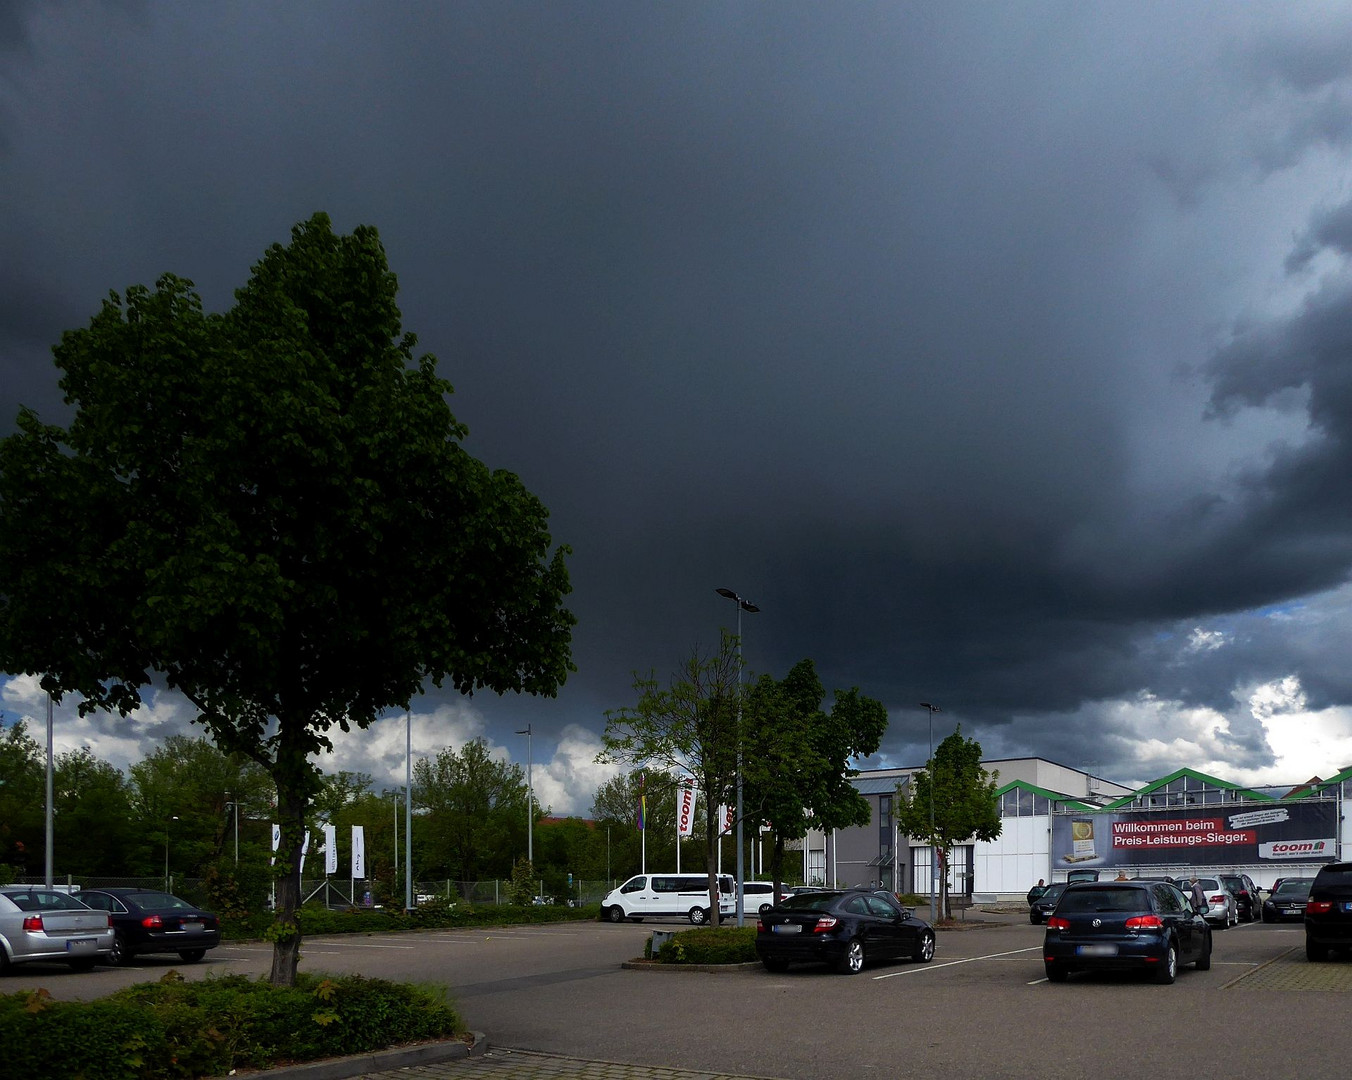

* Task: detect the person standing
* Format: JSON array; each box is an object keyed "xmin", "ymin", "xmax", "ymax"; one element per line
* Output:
[
  {"xmin": 1189, "ymin": 875, "xmax": 1207, "ymax": 913},
  {"xmin": 1027, "ymin": 878, "xmax": 1047, "ymax": 906}
]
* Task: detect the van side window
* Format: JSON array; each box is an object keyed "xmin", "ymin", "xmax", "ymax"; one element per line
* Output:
[{"xmin": 621, "ymin": 877, "xmax": 646, "ymax": 894}]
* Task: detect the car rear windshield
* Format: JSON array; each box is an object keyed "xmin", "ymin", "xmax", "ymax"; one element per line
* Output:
[
  {"xmin": 1315, "ymin": 867, "xmax": 1352, "ymax": 887},
  {"xmin": 1056, "ymin": 887, "xmax": 1145, "ymax": 913},
  {"xmin": 780, "ymin": 893, "xmax": 839, "ymax": 911},
  {"xmin": 1195, "ymin": 878, "xmax": 1221, "ymax": 891},
  {"xmin": 1273, "ymin": 880, "xmax": 1312, "ymax": 897},
  {"xmin": 2, "ymin": 890, "xmax": 91, "ymax": 911},
  {"xmin": 126, "ymin": 892, "xmax": 194, "ymax": 909}
]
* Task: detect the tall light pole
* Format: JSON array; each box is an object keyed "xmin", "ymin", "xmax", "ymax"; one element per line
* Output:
[
  {"xmin": 164, "ymin": 815, "xmax": 179, "ymax": 891},
  {"xmin": 919, "ymin": 702, "xmax": 941, "ymax": 923},
  {"xmin": 226, "ymin": 791, "xmax": 239, "ymax": 865},
  {"xmin": 405, "ymin": 710, "xmax": 413, "ymax": 911},
  {"xmin": 516, "ymin": 724, "xmax": 533, "ymax": 864},
  {"xmin": 45, "ymin": 690, "xmax": 54, "ymax": 888},
  {"xmin": 716, "ymin": 587, "xmax": 759, "ymax": 927}
]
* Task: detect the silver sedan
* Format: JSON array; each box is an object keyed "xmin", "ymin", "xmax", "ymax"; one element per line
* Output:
[{"xmin": 0, "ymin": 887, "xmax": 114, "ymax": 971}]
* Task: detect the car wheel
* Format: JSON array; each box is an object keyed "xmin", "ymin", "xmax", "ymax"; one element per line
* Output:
[
  {"xmin": 67, "ymin": 957, "xmax": 96, "ymax": 973},
  {"xmin": 606, "ymin": 905, "xmax": 625, "ymax": 924},
  {"xmin": 1045, "ymin": 962, "xmax": 1068, "ymax": 983},
  {"xmin": 1229, "ymin": 906, "xmax": 1238, "ymax": 928},
  {"xmin": 1029, "ymin": 913, "xmax": 1040, "ymax": 924},
  {"xmin": 1195, "ymin": 933, "xmax": 1212, "ymax": 971},
  {"xmin": 838, "ymin": 938, "xmax": 865, "ymax": 975},
  {"xmin": 759, "ymin": 903, "xmax": 772, "ymax": 916},
  {"xmin": 1154, "ymin": 941, "xmax": 1178, "ymax": 984},
  {"xmin": 688, "ymin": 906, "xmax": 708, "ymax": 926},
  {"xmin": 107, "ymin": 932, "xmax": 132, "ymax": 967},
  {"xmin": 178, "ymin": 949, "xmax": 207, "ymax": 962},
  {"xmin": 1307, "ymin": 937, "xmax": 1329, "ymax": 962},
  {"xmin": 761, "ymin": 957, "xmax": 789, "ymax": 973},
  {"xmin": 913, "ymin": 930, "xmax": 935, "ymax": 963},
  {"xmin": 1261, "ymin": 910, "xmax": 1270, "ymax": 923}
]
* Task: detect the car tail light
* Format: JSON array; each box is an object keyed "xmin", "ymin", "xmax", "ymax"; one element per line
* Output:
[
  {"xmin": 22, "ymin": 915, "xmax": 43, "ymax": 932},
  {"xmin": 1124, "ymin": 914, "xmax": 1162, "ymax": 929},
  {"xmin": 1045, "ymin": 916, "xmax": 1070, "ymax": 930},
  {"xmin": 813, "ymin": 914, "xmax": 839, "ymax": 933},
  {"xmin": 1209, "ymin": 894, "xmax": 1228, "ymax": 905},
  {"xmin": 1307, "ymin": 900, "xmax": 1333, "ymax": 914},
  {"xmin": 142, "ymin": 914, "xmax": 163, "ymax": 928}
]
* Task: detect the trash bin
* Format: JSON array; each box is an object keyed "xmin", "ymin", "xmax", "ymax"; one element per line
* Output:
[{"xmin": 650, "ymin": 930, "xmax": 675, "ymax": 955}]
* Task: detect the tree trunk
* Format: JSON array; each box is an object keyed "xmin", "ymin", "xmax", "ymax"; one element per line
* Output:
[
  {"xmin": 769, "ymin": 832, "xmax": 786, "ymax": 903},
  {"xmin": 268, "ymin": 743, "xmax": 309, "ymax": 986},
  {"xmin": 937, "ymin": 846, "xmax": 950, "ymax": 921}
]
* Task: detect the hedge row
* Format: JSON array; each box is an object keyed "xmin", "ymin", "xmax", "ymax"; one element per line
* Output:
[
  {"xmin": 224, "ymin": 899, "xmax": 601, "ymax": 939},
  {"xmin": 0, "ymin": 971, "xmax": 462, "ymax": 1080},
  {"xmin": 647, "ymin": 925, "xmax": 759, "ymax": 964}
]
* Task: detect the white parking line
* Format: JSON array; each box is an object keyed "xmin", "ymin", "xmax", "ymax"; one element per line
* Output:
[
  {"xmin": 873, "ymin": 945, "xmax": 1042, "ymax": 979},
  {"xmin": 306, "ymin": 940, "xmax": 417, "ymax": 949}
]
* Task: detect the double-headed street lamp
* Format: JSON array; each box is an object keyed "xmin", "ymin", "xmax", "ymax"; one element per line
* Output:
[
  {"xmin": 716, "ymin": 587, "xmax": 759, "ymax": 928},
  {"xmin": 919, "ymin": 702, "xmax": 941, "ymax": 923}
]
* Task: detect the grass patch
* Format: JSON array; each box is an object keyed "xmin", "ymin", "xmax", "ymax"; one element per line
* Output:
[{"xmin": 0, "ymin": 970, "xmax": 463, "ymax": 1079}]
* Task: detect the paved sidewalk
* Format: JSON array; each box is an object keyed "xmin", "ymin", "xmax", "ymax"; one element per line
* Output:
[{"xmin": 350, "ymin": 1048, "xmax": 782, "ymax": 1080}]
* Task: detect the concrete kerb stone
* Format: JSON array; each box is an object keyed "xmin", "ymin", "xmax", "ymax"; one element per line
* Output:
[{"xmin": 229, "ymin": 1030, "xmax": 486, "ymax": 1079}]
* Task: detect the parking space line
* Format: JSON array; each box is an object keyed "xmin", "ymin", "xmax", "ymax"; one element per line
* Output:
[
  {"xmin": 873, "ymin": 945, "xmax": 1042, "ymax": 979},
  {"xmin": 306, "ymin": 940, "xmax": 417, "ymax": 949}
]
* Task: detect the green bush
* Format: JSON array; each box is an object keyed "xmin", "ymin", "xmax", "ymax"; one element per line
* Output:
[
  {"xmin": 651, "ymin": 925, "xmax": 758, "ymax": 965},
  {"xmin": 0, "ymin": 971, "xmax": 462, "ymax": 1079}
]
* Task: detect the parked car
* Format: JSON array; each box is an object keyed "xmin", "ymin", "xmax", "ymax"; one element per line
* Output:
[
  {"xmin": 1261, "ymin": 878, "xmax": 1314, "ymax": 923},
  {"xmin": 1042, "ymin": 880, "xmax": 1211, "ymax": 984},
  {"xmin": 1184, "ymin": 876, "xmax": 1239, "ymax": 928},
  {"xmin": 601, "ymin": 874, "xmax": 735, "ymax": 924},
  {"xmin": 739, "ymin": 881, "xmax": 790, "ymax": 915},
  {"xmin": 1066, "ymin": 869, "xmax": 1100, "ymax": 883},
  {"xmin": 77, "ymin": 888, "xmax": 221, "ymax": 965},
  {"xmin": 1030, "ymin": 882, "xmax": 1069, "ymax": 924},
  {"xmin": 1304, "ymin": 862, "xmax": 1352, "ymax": 961},
  {"xmin": 0, "ymin": 886, "xmax": 114, "ymax": 972},
  {"xmin": 755, "ymin": 888, "xmax": 935, "ymax": 974},
  {"xmin": 1219, "ymin": 873, "xmax": 1261, "ymax": 922},
  {"xmin": 1027, "ymin": 881, "xmax": 1048, "ymax": 906}
]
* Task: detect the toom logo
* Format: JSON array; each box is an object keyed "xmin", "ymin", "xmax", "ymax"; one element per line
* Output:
[{"xmin": 1258, "ymin": 839, "xmax": 1334, "ymax": 860}]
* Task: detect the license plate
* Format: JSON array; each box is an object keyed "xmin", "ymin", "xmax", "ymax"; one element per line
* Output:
[
  {"xmin": 65, "ymin": 937, "xmax": 97, "ymax": 955},
  {"xmin": 773, "ymin": 924, "xmax": 802, "ymax": 934},
  {"xmin": 1284, "ymin": 908, "xmax": 1300, "ymax": 915},
  {"xmin": 181, "ymin": 921, "xmax": 203, "ymax": 932},
  {"xmin": 1076, "ymin": 944, "xmax": 1118, "ymax": 957},
  {"xmin": 1342, "ymin": 903, "xmax": 1352, "ymax": 913}
]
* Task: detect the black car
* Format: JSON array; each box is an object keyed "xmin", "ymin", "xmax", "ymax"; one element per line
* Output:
[
  {"xmin": 1261, "ymin": 877, "xmax": 1314, "ymax": 923},
  {"xmin": 1220, "ymin": 873, "xmax": 1260, "ymax": 922},
  {"xmin": 1030, "ymin": 882, "xmax": 1068, "ymax": 924},
  {"xmin": 755, "ymin": 888, "xmax": 935, "ymax": 974},
  {"xmin": 1042, "ymin": 880, "xmax": 1212, "ymax": 984},
  {"xmin": 1304, "ymin": 862, "xmax": 1352, "ymax": 961},
  {"xmin": 78, "ymin": 888, "xmax": 221, "ymax": 965}
]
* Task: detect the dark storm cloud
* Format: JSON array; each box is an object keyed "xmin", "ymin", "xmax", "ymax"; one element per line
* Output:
[{"xmin": 6, "ymin": 2, "xmax": 1352, "ymax": 797}]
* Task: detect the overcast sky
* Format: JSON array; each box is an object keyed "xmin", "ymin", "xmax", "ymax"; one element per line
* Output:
[{"xmin": 6, "ymin": 2, "xmax": 1352, "ymax": 815}]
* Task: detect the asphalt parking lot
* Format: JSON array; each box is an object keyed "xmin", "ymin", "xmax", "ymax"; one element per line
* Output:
[{"xmin": 5, "ymin": 915, "xmax": 1350, "ymax": 1079}]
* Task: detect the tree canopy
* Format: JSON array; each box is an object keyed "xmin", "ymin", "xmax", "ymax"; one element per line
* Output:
[
  {"xmin": 895, "ymin": 727, "xmax": 1001, "ymax": 919},
  {"xmin": 0, "ymin": 213, "xmax": 575, "ymax": 982}
]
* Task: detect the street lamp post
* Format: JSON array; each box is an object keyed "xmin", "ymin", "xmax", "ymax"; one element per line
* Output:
[
  {"xmin": 226, "ymin": 792, "xmax": 239, "ymax": 865},
  {"xmin": 516, "ymin": 724, "xmax": 533, "ymax": 864},
  {"xmin": 919, "ymin": 702, "xmax": 941, "ymax": 923},
  {"xmin": 45, "ymin": 691, "xmax": 53, "ymax": 888},
  {"xmin": 716, "ymin": 587, "xmax": 759, "ymax": 928},
  {"xmin": 164, "ymin": 815, "xmax": 180, "ymax": 892}
]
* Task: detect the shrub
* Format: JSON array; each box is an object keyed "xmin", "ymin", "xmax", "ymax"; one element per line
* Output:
[
  {"xmin": 652, "ymin": 925, "xmax": 757, "ymax": 965},
  {"xmin": 0, "ymin": 971, "xmax": 462, "ymax": 1079}
]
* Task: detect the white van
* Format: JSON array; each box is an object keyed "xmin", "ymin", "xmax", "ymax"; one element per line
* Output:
[
  {"xmin": 602, "ymin": 873, "xmax": 735, "ymax": 925},
  {"xmin": 738, "ymin": 881, "xmax": 788, "ymax": 915}
]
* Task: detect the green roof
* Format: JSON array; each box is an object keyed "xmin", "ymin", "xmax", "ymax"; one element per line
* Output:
[
  {"xmin": 1281, "ymin": 766, "xmax": 1352, "ymax": 800},
  {"xmin": 992, "ymin": 779, "xmax": 1094, "ymax": 811},
  {"xmin": 1099, "ymin": 767, "xmax": 1274, "ymax": 809}
]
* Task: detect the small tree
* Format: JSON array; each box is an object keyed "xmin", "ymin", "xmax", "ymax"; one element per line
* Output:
[
  {"xmin": 895, "ymin": 727, "xmax": 1001, "ymax": 919},
  {"xmin": 742, "ymin": 661, "xmax": 888, "ymax": 899},
  {"xmin": 599, "ymin": 634, "xmax": 740, "ymax": 924}
]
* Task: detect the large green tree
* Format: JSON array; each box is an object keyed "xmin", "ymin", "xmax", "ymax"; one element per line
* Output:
[
  {"xmin": 895, "ymin": 727, "xmax": 1001, "ymax": 919},
  {"xmin": 741, "ymin": 659, "xmax": 888, "ymax": 898},
  {"xmin": 0, "ymin": 720, "xmax": 43, "ymax": 879},
  {"xmin": 412, "ymin": 737, "xmax": 529, "ymax": 889},
  {"xmin": 599, "ymin": 633, "xmax": 740, "ymax": 924},
  {"xmin": 0, "ymin": 214, "xmax": 574, "ymax": 983}
]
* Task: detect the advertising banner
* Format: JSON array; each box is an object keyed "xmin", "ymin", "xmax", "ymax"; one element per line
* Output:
[
  {"xmin": 1051, "ymin": 801, "xmax": 1337, "ymax": 871},
  {"xmin": 322, "ymin": 823, "xmax": 338, "ymax": 875},
  {"xmin": 718, "ymin": 804, "xmax": 734, "ymax": 836},
  {"xmin": 677, "ymin": 783, "xmax": 697, "ymax": 837},
  {"xmin": 351, "ymin": 825, "xmax": 366, "ymax": 879},
  {"xmin": 270, "ymin": 823, "xmax": 280, "ymax": 866},
  {"xmin": 299, "ymin": 829, "xmax": 310, "ymax": 875}
]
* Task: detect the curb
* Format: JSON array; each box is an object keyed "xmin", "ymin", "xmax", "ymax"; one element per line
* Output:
[
  {"xmin": 229, "ymin": 1031, "xmax": 486, "ymax": 1078},
  {"xmin": 621, "ymin": 959, "xmax": 761, "ymax": 972}
]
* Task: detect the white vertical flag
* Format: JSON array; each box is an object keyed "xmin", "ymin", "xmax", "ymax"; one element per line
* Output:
[
  {"xmin": 299, "ymin": 829, "xmax": 311, "ymax": 875},
  {"xmin": 270, "ymin": 823, "xmax": 281, "ymax": 865},
  {"xmin": 677, "ymin": 783, "xmax": 697, "ymax": 837},
  {"xmin": 351, "ymin": 825, "xmax": 366, "ymax": 879},
  {"xmin": 323, "ymin": 823, "xmax": 338, "ymax": 875},
  {"xmin": 718, "ymin": 805, "xmax": 734, "ymax": 836}
]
